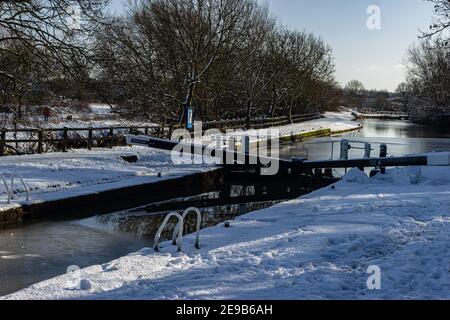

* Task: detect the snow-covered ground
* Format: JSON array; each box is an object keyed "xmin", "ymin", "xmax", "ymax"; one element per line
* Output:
[
  {"xmin": 0, "ymin": 147, "xmax": 213, "ymax": 210},
  {"xmin": 1, "ymin": 103, "xmax": 155, "ymax": 129},
  {"xmin": 324, "ymin": 110, "xmax": 357, "ymax": 122},
  {"xmin": 257, "ymin": 113, "xmax": 360, "ymax": 139},
  {"xmin": 4, "ymin": 158, "xmax": 450, "ymax": 300},
  {"xmin": 285, "ymin": 112, "xmax": 360, "ymax": 135},
  {"xmin": 90, "ymin": 104, "xmax": 114, "ymax": 116}
]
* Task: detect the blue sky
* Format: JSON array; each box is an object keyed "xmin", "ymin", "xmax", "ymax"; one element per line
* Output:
[{"xmin": 109, "ymin": 0, "xmax": 435, "ymax": 91}]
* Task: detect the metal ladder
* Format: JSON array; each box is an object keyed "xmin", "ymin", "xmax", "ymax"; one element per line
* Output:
[
  {"xmin": 172, "ymin": 207, "xmax": 202, "ymax": 250},
  {"xmin": 154, "ymin": 212, "xmax": 184, "ymax": 252},
  {"xmin": 153, "ymin": 207, "xmax": 202, "ymax": 252},
  {"xmin": 2, "ymin": 171, "xmax": 30, "ymax": 204}
]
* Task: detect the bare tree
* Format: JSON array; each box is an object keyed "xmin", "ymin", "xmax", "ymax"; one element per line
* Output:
[
  {"xmin": 421, "ymin": 0, "xmax": 450, "ymax": 46},
  {"xmin": 283, "ymin": 30, "xmax": 334, "ymax": 119},
  {"xmin": 406, "ymin": 41, "xmax": 450, "ymax": 104},
  {"xmin": 230, "ymin": 3, "xmax": 277, "ymax": 128},
  {"xmin": 135, "ymin": 0, "xmax": 259, "ymax": 124},
  {"xmin": 0, "ymin": 0, "xmax": 109, "ymax": 106},
  {"xmin": 345, "ymin": 80, "xmax": 365, "ymax": 96},
  {"xmin": 95, "ymin": 0, "xmax": 336, "ymax": 124}
]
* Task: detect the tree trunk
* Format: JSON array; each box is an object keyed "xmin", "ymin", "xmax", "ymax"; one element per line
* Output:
[
  {"xmin": 179, "ymin": 82, "xmax": 196, "ymax": 126},
  {"xmin": 246, "ymin": 100, "xmax": 252, "ymax": 130},
  {"xmin": 269, "ymin": 85, "xmax": 277, "ymax": 118},
  {"xmin": 288, "ymin": 98, "xmax": 294, "ymax": 124},
  {"xmin": 179, "ymin": 105, "xmax": 185, "ymax": 126},
  {"xmin": 17, "ymin": 104, "xmax": 23, "ymax": 120},
  {"xmin": 269, "ymin": 99, "xmax": 276, "ymax": 118}
]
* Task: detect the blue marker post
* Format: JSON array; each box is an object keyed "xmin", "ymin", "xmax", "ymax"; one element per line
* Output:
[{"xmin": 186, "ymin": 106, "xmax": 194, "ymax": 130}]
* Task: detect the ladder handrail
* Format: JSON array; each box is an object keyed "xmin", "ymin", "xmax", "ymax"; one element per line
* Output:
[
  {"xmin": 10, "ymin": 171, "xmax": 30, "ymax": 201},
  {"xmin": 172, "ymin": 207, "xmax": 202, "ymax": 250},
  {"xmin": 2, "ymin": 175, "xmax": 11, "ymax": 204},
  {"xmin": 17, "ymin": 172, "xmax": 30, "ymax": 201},
  {"xmin": 2, "ymin": 171, "xmax": 30, "ymax": 203},
  {"xmin": 153, "ymin": 212, "xmax": 184, "ymax": 252}
]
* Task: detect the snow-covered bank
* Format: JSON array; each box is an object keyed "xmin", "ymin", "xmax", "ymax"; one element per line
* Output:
[
  {"xmin": 273, "ymin": 113, "xmax": 361, "ymax": 138},
  {"xmin": 5, "ymin": 162, "xmax": 450, "ymax": 300},
  {"xmin": 0, "ymin": 147, "xmax": 213, "ymax": 211},
  {"xmin": 196, "ymin": 112, "xmax": 361, "ymax": 147}
]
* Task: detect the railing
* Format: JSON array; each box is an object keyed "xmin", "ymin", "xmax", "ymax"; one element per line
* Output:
[
  {"xmin": 0, "ymin": 113, "xmax": 321, "ymax": 156},
  {"xmin": 153, "ymin": 207, "xmax": 203, "ymax": 253},
  {"xmin": 172, "ymin": 207, "xmax": 202, "ymax": 250},
  {"xmin": 154, "ymin": 212, "xmax": 184, "ymax": 252},
  {"xmin": 302, "ymin": 139, "xmax": 386, "ymax": 161},
  {"xmin": 1, "ymin": 171, "xmax": 30, "ymax": 203},
  {"xmin": 352, "ymin": 110, "xmax": 409, "ymax": 118},
  {"xmin": 201, "ymin": 113, "xmax": 321, "ymax": 131},
  {"xmin": 0, "ymin": 125, "xmax": 168, "ymax": 156}
]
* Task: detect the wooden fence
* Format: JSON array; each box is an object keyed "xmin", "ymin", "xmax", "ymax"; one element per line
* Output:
[
  {"xmin": 201, "ymin": 113, "xmax": 321, "ymax": 131},
  {"xmin": 0, "ymin": 125, "xmax": 166, "ymax": 156},
  {"xmin": 0, "ymin": 113, "xmax": 321, "ymax": 156}
]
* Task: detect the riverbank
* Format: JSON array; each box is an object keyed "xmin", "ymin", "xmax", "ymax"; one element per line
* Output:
[
  {"xmin": 408, "ymin": 97, "xmax": 450, "ymax": 126},
  {"xmin": 4, "ymin": 158, "xmax": 450, "ymax": 300},
  {"xmin": 0, "ymin": 148, "xmax": 215, "ymax": 227},
  {"xmin": 230, "ymin": 111, "xmax": 362, "ymax": 146}
]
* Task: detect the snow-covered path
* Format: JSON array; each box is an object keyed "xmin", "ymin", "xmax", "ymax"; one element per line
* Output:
[{"xmin": 4, "ymin": 164, "xmax": 450, "ymax": 300}]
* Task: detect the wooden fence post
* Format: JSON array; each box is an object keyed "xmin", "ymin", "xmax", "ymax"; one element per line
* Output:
[
  {"xmin": 38, "ymin": 130, "xmax": 43, "ymax": 154},
  {"xmin": 14, "ymin": 128, "xmax": 18, "ymax": 149},
  {"xmin": 109, "ymin": 127, "xmax": 114, "ymax": 148},
  {"xmin": 379, "ymin": 144, "xmax": 387, "ymax": 174},
  {"xmin": 63, "ymin": 127, "xmax": 68, "ymax": 152},
  {"xmin": 88, "ymin": 128, "xmax": 93, "ymax": 150},
  {"xmin": 0, "ymin": 129, "xmax": 6, "ymax": 157}
]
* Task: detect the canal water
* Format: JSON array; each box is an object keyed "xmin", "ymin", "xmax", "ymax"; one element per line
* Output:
[
  {"xmin": 1, "ymin": 118, "xmax": 450, "ymax": 296},
  {"xmin": 0, "ymin": 221, "xmax": 149, "ymax": 296},
  {"xmin": 280, "ymin": 119, "xmax": 450, "ymax": 162}
]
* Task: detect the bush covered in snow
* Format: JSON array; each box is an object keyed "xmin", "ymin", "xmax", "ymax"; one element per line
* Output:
[{"xmin": 407, "ymin": 96, "xmax": 450, "ymax": 125}]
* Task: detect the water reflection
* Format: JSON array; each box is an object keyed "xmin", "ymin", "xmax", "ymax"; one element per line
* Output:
[
  {"xmin": 355, "ymin": 119, "xmax": 450, "ymax": 139},
  {"xmin": 280, "ymin": 119, "xmax": 450, "ymax": 161},
  {"xmin": 0, "ymin": 221, "xmax": 150, "ymax": 296}
]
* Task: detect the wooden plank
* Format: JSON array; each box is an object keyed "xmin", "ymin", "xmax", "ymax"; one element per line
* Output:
[{"xmin": 0, "ymin": 129, "xmax": 5, "ymax": 156}]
